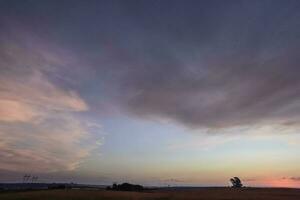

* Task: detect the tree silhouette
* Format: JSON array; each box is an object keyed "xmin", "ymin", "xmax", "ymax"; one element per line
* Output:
[{"xmin": 230, "ymin": 177, "xmax": 243, "ymax": 188}]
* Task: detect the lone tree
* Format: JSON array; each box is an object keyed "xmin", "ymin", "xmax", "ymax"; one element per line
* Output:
[{"xmin": 230, "ymin": 177, "xmax": 243, "ymax": 188}]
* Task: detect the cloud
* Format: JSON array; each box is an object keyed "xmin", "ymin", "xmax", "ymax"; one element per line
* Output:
[
  {"xmin": 0, "ymin": 99, "xmax": 38, "ymax": 123},
  {"xmin": 102, "ymin": 1, "xmax": 300, "ymax": 130},
  {"xmin": 282, "ymin": 177, "xmax": 300, "ymax": 182},
  {"xmin": 1, "ymin": 1, "xmax": 300, "ymax": 136},
  {"xmin": 0, "ymin": 71, "xmax": 96, "ymax": 172},
  {"xmin": 168, "ymin": 133, "xmax": 241, "ymax": 151},
  {"xmin": 0, "ymin": 29, "xmax": 100, "ymax": 173},
  {"xmin": 0, "ymin": 71, "xmax": 88, "ymax": 123},
  {"xmin": 0, "ymin": 115, "xmax": 92, "ymax": 172},
  {"xmin": 1, "ymin": 1, "xmax": 299, "ymax": 132},
  {"xmin": 162, "ymin": 178, "xmax": 185, "ymax": 183},
  {"xmin": 290, "ymin": 177, "xmax": 300, "ymax": 181},
  {"xmin": 117, "ymin": 47, "xmax": 300, "ymax": 129}
]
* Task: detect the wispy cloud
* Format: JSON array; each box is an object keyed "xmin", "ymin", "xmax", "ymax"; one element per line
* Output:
[
  {"xmin": 290, "ymin": 177, "xmax": 300, "ymax": 181},
  {"xmin": 0, "ymin": 72, "xmax": 93, "ymax": 172},
  {"xmin": 282, "ymin": 177, "xmax": 300, "ymax": 181},
  {"xmin": 162, "ymin": 178, "xmax": 185, "ymax": 183},
  {"xmin": 0, "ymin": 71, "xmax": 87, "ymax": 122},
  {"xmin": 0, "ymin": 28, "xmax": 101, "ymax": 173}
]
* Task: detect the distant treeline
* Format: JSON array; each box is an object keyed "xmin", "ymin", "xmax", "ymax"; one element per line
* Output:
[
  {"xmin": 106, "ymin": 183, "xmax": 144, "ymax": 191},
  {"xmin": 0, "ymin": 183, "xmax": 105, "ymax": 191}
]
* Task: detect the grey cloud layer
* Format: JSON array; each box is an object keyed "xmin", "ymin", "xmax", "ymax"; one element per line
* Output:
[
  {"xmin": 104, "ymin": 1, "xmax": 300, "ymax": 128},
  {"xmin": 1, "ymin": 0, "xmax": 300, "ymax": 131},
  {"xmin": 119, "ymin": 47, "xmax": 300, "ymax": 128}
]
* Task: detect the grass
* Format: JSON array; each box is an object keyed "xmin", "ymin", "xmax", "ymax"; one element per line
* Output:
[{"xmin": 1, "ymin": 188, "xmax": 300, "ymax": 200}]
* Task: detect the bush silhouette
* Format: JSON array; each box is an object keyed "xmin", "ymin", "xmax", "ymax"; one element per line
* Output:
[
  {"xmin": 112, "ymin": 183, "xmax": 118, "ymax": 190},
  {"xmin": 107, "ymin": 182, "xmax": 144, "ymax": 191}
]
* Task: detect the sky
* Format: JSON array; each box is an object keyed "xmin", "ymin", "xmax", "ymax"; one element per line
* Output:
[{"xmin": 0, "ymin": 0, "xmax": 300, "ymax": 187}]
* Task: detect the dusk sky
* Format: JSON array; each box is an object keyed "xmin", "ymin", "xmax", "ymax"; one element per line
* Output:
[{"xmin": 0, "ymin": 0, "xmax": 300, "ymax": 187}]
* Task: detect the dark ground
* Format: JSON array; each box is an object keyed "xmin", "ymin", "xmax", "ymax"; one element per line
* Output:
[{"xmin": 1, "ymin": 187, "xmax": 300, "ymax": 200}]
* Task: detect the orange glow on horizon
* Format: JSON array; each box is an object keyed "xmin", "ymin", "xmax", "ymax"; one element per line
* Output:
[
  {"xmin": 247, "ymin": 178, "xmax": 300, "ymax": 188},
  {"xmin": 268, "ymin": 179, "xmax": 300, "ymax": 188}
]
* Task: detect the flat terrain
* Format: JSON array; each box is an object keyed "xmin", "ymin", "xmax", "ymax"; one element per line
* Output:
[{"xmin": 1, "ymin": 188, "xmax": 300, "ymax": 200}]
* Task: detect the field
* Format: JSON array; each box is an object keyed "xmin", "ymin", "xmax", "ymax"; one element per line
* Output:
[{"xmin": 1, "ymin": 188, "xmax": 300, "ymax": 200}]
